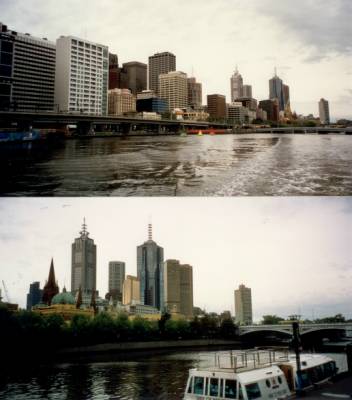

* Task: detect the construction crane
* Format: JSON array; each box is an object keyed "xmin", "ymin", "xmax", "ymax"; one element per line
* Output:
[{"xmin": 2, "ymin": 280, "xmax": 11, "ymax": 303}]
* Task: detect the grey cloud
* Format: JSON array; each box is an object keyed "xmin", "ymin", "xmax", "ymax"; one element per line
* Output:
[{"xmin": 256, "ymin": 0, "xmax": 352, "ymax": 61}]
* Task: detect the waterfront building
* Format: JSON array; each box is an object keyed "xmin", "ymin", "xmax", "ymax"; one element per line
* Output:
[
  {"xmin": 256, "ymin": 107, "xmax": 268, "ymax": 121},
  {"xmin": 187, "ymin": 77, "xmax": 202, "ymax": 109},
  {"xmin": 207, "ymin": 94, "xmax": 226, "ymax": 119},
  {"xmin": 42, "ymin": 258, "xmax": 59, "ymax": 306},
  {"xmin": 159, "ymin": 71, "xmax": 188, "ymax": 112},
  {"xmin": 109, "ymin": 53, "xmax": 121, "ymax": 90},
  {"xmin": 55, "ymin": 36, "xmax": 109, "ymax": 114},
  {"xmin": 126, "ymin": 303, "xmax": 161, "ymax": 320},
  {"xmin": 230, "ymin": 68, "xmax": 243, "ymax": 102},
  {"xmin": 137, "ymin": 224, "xmax": 164, "ymax": 310},
  {"xmin": 259, "ymin": 99, "xmax": 279, "ymax": 122},
  {"xmin": 121, "ymin": 61, "xmax": 147, "ymax": 95},
  {"xmin": 136, "ymin": 90, "xmax": 168, "ymax": 114},
  {"xmin": 269, "ymin": 70, "xmax": 285, "ymax": 111},
  {"xmin": 181, "ymin": 109, "xmax": 209, "ymax": 121},
  {"xmin": 107, "ymin": 261, "xmax": 125, "ymax": 302},
  {"xmin": 163, "ymin": 259, "xmax": 193, "ymax": 318},
  {"xmin": 123, "ymin": 275, "xmax": 141, "ymax": 305},
  {"xmin": 234, "ymin": 284, "xmax": 253, "ymax": 325},
  {"xmin": 34, "ymin": 287, "xmax": 94, "ymax": 321},
  {"xmin": 148, "ymin": 51, "xmax": 176, "ymax": 95},
  {"xmin": 242, "ymin": 85, "xmax": 252, "ymax": 98},
  {"xmin": 319, "ymin": 98, "xmax": 330, "ymax": 125},
  {"xmin": 108, "ymin": 88, "xmax": 136, "ymax": 115},
  {"xmin": 236, "ymin": 97, "xmax": 258, "ymax": 112},
  {"xmin": 0, "ymin": 22, "xmax": 56, "ymax": 112},
  {"xmin": 26, "ymin": 281, "xmax": 43, "ymax": 311},
  {"xmin": 71, "ymin": 219, "xmax": 97, "ymax": 297},
  {"xmin": 227, "ymin": 102, "xmax": 247, "ymax": 125}
]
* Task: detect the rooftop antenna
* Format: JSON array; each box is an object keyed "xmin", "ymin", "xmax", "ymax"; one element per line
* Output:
[
  {"xmin": 274, "ymin": 66, "xmax": 278, "ymax": 77},
  {"xmin": 80, "ymin": 217, "xmax": 89, "ymax": 237},
  {"xmin": 148, "ymin": 222, "xmax": 153, "ymax": 241}
]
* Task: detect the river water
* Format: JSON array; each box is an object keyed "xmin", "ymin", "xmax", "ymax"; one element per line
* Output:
[
  {"xmin": 0, "ymin": 134, "xmax": 351, "ymax": 196},
  {"xmin": 0, "ymin": 350, "xmax": 347, "ymax": 400}
]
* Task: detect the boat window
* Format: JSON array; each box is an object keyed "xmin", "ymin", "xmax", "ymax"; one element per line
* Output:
[
  {"xmin": 323, "ymin": 362, "xmax": 336, "ymax": 378},
  {"xmin": 224, "ymin": 379, "xmax": 237, "ymax": 399},
  {"xmin": 187, "ymin": 377, "xmax": 193, "ymax": 394},
  {"xmin": 266, "ymin": 379, "xmax": 271, "ymax": 388},
  {"xmin": 220, "ymin": 379, "xmax": 224, "ymax": 397},
  {"xmin": 205, "ymin": 378, "xmax": 209, "ymax": 396},
  {"xmin": 239, "ymin": 384, "xmax": 243, "ymax": 400},
  {"xmin": 209, "ymin": 378, "xmax": 219, "ymax": 397},
  {"xmin": 245, "ymin": 383, "xmax": 261, "ymax": 400},
  {"xmin": 297, "ymin": 371, "xmax": 311, "ymax": 389},
  {"xmin": 278, "ymin": 376, "xmax": 282, "ymax": 385},
  {"xmin": 194, "ymin": 376, "xmax": 204, "ymax": 395}
]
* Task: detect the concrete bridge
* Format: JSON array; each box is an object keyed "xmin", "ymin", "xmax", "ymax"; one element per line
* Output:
[
  {"xmin": 242, "ymin": 126, "xmax": 352, "ymax": 135},
  {"xmin": 239, "ymin": 323, "xmax": 352, "ymax": 337}
]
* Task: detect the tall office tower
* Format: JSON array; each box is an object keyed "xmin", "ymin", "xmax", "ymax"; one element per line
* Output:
[
  {"xmin": 109, "ymin": 53, "xmax": 121, "ymax": 90},
  {"xmin": 230, "ymin": 67, "xmax": 243, "ymax": 102},
  {"xmin": 55, "ymin": 36, "xmax": 109, "ymax": 114},
  {"xmin": 26, "ymin": 281, "xmax": 43, "ymax": 310},
  {"xmin": 159, "ymin": 71, "xmax": 188, "ymax": 111},
  {"xmin": 108, "ymin": 261, "xmax": 125, "ymax": 302},
  {"xmin": 319, "ymin": 98, "xmax": 330, "ymax": 124},
  {"xmin": 0, "ymin": 22, "xmax": 56, "ymax": 112},
  {"xmin": 71, "ymin": 219, "xmax": 97, "ymax": 295},
  {"xmin": 187, "ymin": 77, "xmax": 202, "ymax": 109},
  {"xmin": 123, "ymin": 275, "xmax": 140, "ymax": 305},
  {"xmin": 108, "ymin": 88, "xmax": 136, "ymax": 115},
  {"xmin": 282, "ymin": 84, "xmax": 290, "ymax": 108},
  {"xmin": 42, "ymin": 259, "xmax": 59, "ymax": 306},
  {"xmin": 137, "ymin": 224, "xmax": 164, "ymax": 310},
  {"xmin": 269, "ymin": 70, "xmax": 285, "ymax": 111},
  {"xmin": 163, "ymin": 259, "xmax": 193, "ymax": 317},
  {"xmin": 148, "ymin": 51, "xmax": 176, "ymax": 95},
  {"xmin": 234, "ymin": 284, "xmax": 253, "ymax": 325},
  {"xmin": 242, "ymin": 85, "xmax": 252, "ymax": 98},
  {"xmin": 121, "ymin": 61, "xmax": 147, "ymax": 95},
  {"xmin": 207, "ymin": 94, "xmax": 226, "ymax": 119}
]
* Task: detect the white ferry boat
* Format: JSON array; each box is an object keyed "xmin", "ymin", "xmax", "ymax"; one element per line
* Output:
[{"xmin": 183, "ymin": 349, "xmax": 338, "ymax": 400}]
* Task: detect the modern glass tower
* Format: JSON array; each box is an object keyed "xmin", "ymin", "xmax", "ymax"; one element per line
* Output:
[
  {"xmin": 269, "ymin": 69, "xmax": 285, "ymax": 111},
  {"xmin": 137, "ymin": 224, "xmax": 164, "ymax": 310},
  {"xmin": 71, "ymin": 219, "xmax": 97, "ymax": 295}
]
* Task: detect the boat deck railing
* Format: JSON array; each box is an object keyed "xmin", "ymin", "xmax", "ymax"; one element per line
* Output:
[{"xmin": 214, "ymin": 348, "xmax": 290, "ymax": 372}]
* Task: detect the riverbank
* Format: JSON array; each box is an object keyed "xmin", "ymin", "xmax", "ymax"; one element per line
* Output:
[{"xmin": 56, "ymin": 339, "xmax": 241, "ymax": 362}]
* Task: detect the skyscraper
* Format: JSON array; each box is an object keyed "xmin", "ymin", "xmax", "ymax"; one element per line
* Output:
[
  {"xmin": 234, "ymin": 284, "xmax": 253, "ymax": 325},
  {"xmin": 71, "ymin": 219, "xmax": 97, "ymax": 295},
  {"xmin": 187, "ymin": 77, "xmax": 202, "ymax": 109},
  {"xmin": 108, "ymin": 261, "xmax": 125, "ymax": 302},
  {"xmin": 121, "ymin": 61, "xmax": 147, "ymax": 95},
  {"xmin": 55, "ymin": 36, "xmax": 109, "ymax": 114},
  {"xmin": 123, "ymin": 275, "xmax": 140, "ymax": 305},
  {"xmin": 0, "ymin": 22, "xmax": 56, "ymax": 112},
  {"xmin": 319, "ymin": 98, "xmax": 330, "ymax": 124},
  {"xmin": 230, "ymin": 68, "xmax": 243, "ymax": 102},
  {"xmin": 26, "ymin": 281, "xmax": 43, "ymax": 310},
  {"xmin": 207, "ymin": 94, "xmax": 226, "ymax": 119},
  {"xmin": 159, "ymin": 71, "xmax": 188, "ymax": 111},
  {"xmin": 164, "ymin": 259, "xmax": 193, "ymax": 318},
  {"xmin": 242, "ymin": 85, "xmax": 252, "ymax": 98},
  {"xmin": 269, "ymin": 70, "xmax": 285, "ymax": 111},
  {"xmin": 137, "ymin": 224, "xmax": 164, "ymax": 310},
  {"xmin": 148, "ymin": 51, "xmax": 176, "ymax": 95},
  {"xmin": 42, "ymin": 259, "xmax": 59, "ymax": 306},
  {"xmin": 108, "ymin": 53, "xmax": 120, "ymax": 90}
]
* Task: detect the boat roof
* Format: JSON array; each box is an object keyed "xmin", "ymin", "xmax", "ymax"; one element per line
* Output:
[{"xmin": 281, "ymin": 354, "xmax": 334, "ymax": 370}]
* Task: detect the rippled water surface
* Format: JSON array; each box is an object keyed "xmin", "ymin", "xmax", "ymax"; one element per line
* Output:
[
  {"xmin": 0, "ymin": 134, "xmax": 351, "ymax": 196},
  {"xmin": 0, "ymin": 351, "xmax": 347, "ymax": 400}
]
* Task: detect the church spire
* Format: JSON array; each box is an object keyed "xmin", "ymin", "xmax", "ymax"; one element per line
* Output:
[
  {"xmin": 42, "ymin": 258, "xmax": 59, "ymax": 306},
  {"xmin": 48, "ymin": 258, "xmax": 56, "ymax": 286}
]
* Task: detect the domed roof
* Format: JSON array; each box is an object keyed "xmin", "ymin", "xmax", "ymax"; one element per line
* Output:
[{"xmin": 51, "ymin": 287, "xmax": 75, "ymax": 305}]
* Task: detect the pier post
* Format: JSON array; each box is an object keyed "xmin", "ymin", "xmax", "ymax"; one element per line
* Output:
[{"xmin": 346, "ymin": 344, "xmax": 352, "ymax": 375}]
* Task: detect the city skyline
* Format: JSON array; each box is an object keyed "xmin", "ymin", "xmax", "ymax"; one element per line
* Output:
[
  {"xmin": 0, "ymin": 197, "xmax": 351, "ymax": 321},
  {"xmin": 1, "ymin": 0, "xmax": 351, "ymax": 119}
]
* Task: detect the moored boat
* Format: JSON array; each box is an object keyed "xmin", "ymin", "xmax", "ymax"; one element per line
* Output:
[{"xmin": 183, "ymin": 349, "xmax": 338, "ymax": 399}]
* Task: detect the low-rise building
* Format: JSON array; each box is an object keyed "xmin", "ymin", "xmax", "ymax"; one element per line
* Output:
[{"xmin": 108, "ymin": 88, "xmax": 136, "ymax": 115}]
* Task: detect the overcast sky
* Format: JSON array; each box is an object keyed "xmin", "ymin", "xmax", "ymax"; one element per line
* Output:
[
  {"xmin": 1, "ymin": 0, "xmax": 351, "ymax": 120},
  {"xmin": 0, "ymin": 197, "xmax": 351, "ymax": 321}
]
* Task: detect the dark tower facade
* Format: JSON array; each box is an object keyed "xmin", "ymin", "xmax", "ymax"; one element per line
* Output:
[
  {"xmin": 137, "ymin": 224, "xmax": 164, "ymax": 310},
  {"xmin": 26, "ymin": 281, "xmax": 43, "ymax": 310},
  {"xmin": 71, "ymin": 219, "xmax": 97, "ymax": 295},
  {"xmin": 42, "ymin": 258, "xmax": 59, "ymax": 306}
]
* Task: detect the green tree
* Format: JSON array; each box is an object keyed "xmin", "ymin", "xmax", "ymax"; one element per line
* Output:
[
  {"xmin": 219, "ymin": 318, "xmax": 238, "ymax": 339},
  {"xmin": 262, "ymin": 315, "xmax": 285, "ymax": 325}
]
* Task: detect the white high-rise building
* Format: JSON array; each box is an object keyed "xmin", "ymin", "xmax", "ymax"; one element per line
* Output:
[
  {"xmin": 230, "ymin": 68, "xmax": 243, "ymax": 102},
  {"xmin": 55, "ymin": 36, "xmax": 109, "ymax": 114},
  {"xmin": 319, "ymin": 98, "xmax": 330, "ymax": 125},
  {"xmin": 234, "ymin": 284, "xmax": 253, "ymax": 325},
  {"xmin": 159, "ymin": 71, "xmax": 188, "ymax": 112}
]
